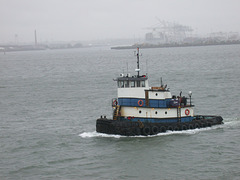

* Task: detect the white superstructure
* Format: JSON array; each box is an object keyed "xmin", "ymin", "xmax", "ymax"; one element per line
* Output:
[{"xmin": 113, "ymin": 48, "xmax": 194, "ymax": 123}]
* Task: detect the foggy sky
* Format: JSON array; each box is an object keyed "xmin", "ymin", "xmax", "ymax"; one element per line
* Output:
[{"xmin": 1, "ymin": 0, "xmax": 240, "ymax": 43}]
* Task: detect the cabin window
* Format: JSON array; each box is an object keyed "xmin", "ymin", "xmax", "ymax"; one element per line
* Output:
[
  {"xmin": 136, "ymin": 81, "xmax": 140, "ymax": 87},
  {"xmin": 139, "ymin": 110, "xmax": 142, "ymax": 114},
  {"xmin": 141, "ymin": 81, "xmax": 145, "ymax": 87},
  {"xmin": 165, "ymin": 111, "xmax": 167, "ymax": 114},
  {"xmin": 119, "ymin": 80, "xmax": 145, "ymax": 88},
  {"xmin": 155, "ymin": 111, "xmax": 158, "ymax": 114},
  {"xmin": 124, "ymin": 81, "xmax": 129, "ymax": 88},
  {"xmin": 131, "ymin": 81, "xmax": 135, "ymax": 87},
  {"xmin": 118, "ymin": 81, "xmax": 124, "ymax": 88}
]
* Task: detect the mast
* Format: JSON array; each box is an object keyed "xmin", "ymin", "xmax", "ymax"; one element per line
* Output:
[{"xmin": 136, "ymin": 47, "xmax": 140, "ymax": 77}]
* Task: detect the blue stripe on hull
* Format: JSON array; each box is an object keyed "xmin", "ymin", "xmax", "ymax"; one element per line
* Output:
[
  {"xmin": 119, "ymin": 116, "xmax": 194, "ymax": 123},
  {"xmin": 118, "ymin": 98, "xmax": 172, "ymax": 108}
]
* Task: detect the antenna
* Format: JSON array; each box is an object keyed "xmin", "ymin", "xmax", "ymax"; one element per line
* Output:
[
  {"xmin": 134, "ymin": 47, "xmax": 142, "ymax": 77},
  {"xmin": 160, "ymin": 77, "xmax": 163, "ymax": 87}
]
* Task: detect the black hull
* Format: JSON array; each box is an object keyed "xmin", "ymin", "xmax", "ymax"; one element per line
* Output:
[{"xmin": 96, "ymin": 116, "xmax": 223, "ymax": 136}]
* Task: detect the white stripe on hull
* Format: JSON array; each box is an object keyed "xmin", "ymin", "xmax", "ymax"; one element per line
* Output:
[{"xmin": 120, "ymin": 106, "xmax": 194, "ymax": 118}]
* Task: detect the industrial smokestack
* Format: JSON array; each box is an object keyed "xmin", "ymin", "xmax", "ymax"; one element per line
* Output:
[{"xmin": 34, "ymin": 30, "xmax": 37, "ymax": 46}]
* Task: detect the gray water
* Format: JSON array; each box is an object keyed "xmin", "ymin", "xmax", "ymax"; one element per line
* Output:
[{"xmin": 0, "ymin": 45, "xmax": 240, "ymax": 180}]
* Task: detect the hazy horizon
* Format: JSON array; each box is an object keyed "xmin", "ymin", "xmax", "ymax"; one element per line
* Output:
[{"xmin": 1, "ymin": 0, "xmax": 240, "ymax": 43}]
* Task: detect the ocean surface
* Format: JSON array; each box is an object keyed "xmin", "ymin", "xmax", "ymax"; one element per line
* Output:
[{"xmin": 0, "ymin": 45, "xmax": 240, "ymax": 180}]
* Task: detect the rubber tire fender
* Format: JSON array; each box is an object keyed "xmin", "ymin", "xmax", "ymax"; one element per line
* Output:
[
  {"xmin": 152, "ymin": 126, "xmax": 159, "ymax": 135},
  {"xmin": 182, "ymin": 125, "xmax": 187, "ymax": 130},
  {"xmin": 195, "ymin": 123, "xmax": 200, "ymax": 129},
  {"xmin": 142, "ymin": 127, "xmax": 151, "ymax": 136},
  {"xmin": 160, "ymin": 126, "xmax": 166, "ymax": 133},
  {"xmin": 134, "ymin": 127, "xmax": 141, "ymax": 135},
  {"xmin": 188, "ymin": 124, "xmax": 194, "ymax": 129},
  {"xmin": 207, "ymin": 122, "xmax": 212, "ymax": 127},
  {"xmin": 174, "ymin": 126, "xmax": 179, "ymax": 131},
  {"xmin": 168, "ymin": 126, "xmax": 173, "ymax": 131}
]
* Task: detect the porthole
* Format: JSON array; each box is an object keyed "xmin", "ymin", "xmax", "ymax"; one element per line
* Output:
[
  {"xmin": 139, "ymin": 110, "xmax": 142, "ymax": 114},
  {"xmin": 155, "ymin": 111, "xmax": 158, "ymax": 114},
  {"xmin": 165, "ymin": 111, "xmax": 167, "ymax": 114},
  {"xmin": 155, "ymin": 93, "xmax": 158, "ymax": 96}
]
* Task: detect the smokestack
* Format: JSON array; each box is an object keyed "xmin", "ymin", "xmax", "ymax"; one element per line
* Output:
[{"xmin": 34, "ymin": 30, "xmax": 37, "ymax": 46}]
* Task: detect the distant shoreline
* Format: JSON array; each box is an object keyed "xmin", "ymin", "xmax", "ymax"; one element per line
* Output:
[
  {"xmin": 111, "ymin": 40, "xmax": 240, "ymax": 50},
  {"xmin": 0, "ymin": 43, "xmax": 83, "ymax": 53},
  {"xmin": 1, "ymin": 40, "xmax": 240, "ymax": 53}
]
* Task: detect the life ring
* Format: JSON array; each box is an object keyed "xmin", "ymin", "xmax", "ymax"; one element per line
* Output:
[
  {"xmin": 185, "ymin": 109, "xmax": 190, "ymax": 115},
  {"xmin": 138, "ymin": 99, "xmax": 144, "ymax": 107}
]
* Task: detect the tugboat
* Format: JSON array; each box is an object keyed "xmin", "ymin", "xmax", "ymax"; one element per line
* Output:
[{"xmin": 96, "ymin": 48, "xmax": 223, "ymax": 136}]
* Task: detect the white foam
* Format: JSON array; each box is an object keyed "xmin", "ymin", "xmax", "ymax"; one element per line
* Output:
[
  {"xmin": 80, "ymin": 117, "xmax": 239, "ymax": 139},
  {"xmin": 79, "ymin": 118, "xmax": 240, "ymax": 139},
  {"xmin": 221, "ymin": 119, "xmax": 240, "ymax": 129},
  {"xmin": 79, "ymin": 125, "xmax": 224, "ymax": 139},
  {"xmin": 79, "ymin": 131, "xmax": 123, "ymax": 138}
]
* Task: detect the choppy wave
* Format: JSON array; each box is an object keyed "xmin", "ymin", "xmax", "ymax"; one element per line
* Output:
[
  {"xmin": 79, "ymin": 123, "xmax": 227, "ymax": 139},
  {"xmin": 222, "ymin": 117, "xmax": 240, "ymax": 128}
]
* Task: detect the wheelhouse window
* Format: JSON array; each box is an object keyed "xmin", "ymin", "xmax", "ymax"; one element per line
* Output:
[
  {"xmin": 131, "ymin": 81, "xmax": 135, "ymax": 87},
  {"xmin": 118, "ymin": 79, "xmax": 146, "ymax": 88},
  {"xmin": 136, "ymin": 81, "xmax": 140, "ymax": 87},
  {"xmin": 118, "ymin": 81, "xmax": 124, "ymax": 88},
  {"xmin": 136, "ymin": 80, "xmax": 145, "ymax": 87},
  {"xmin": 124, "ymin": 81, "xmax": 129, "ymax": 88}
]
